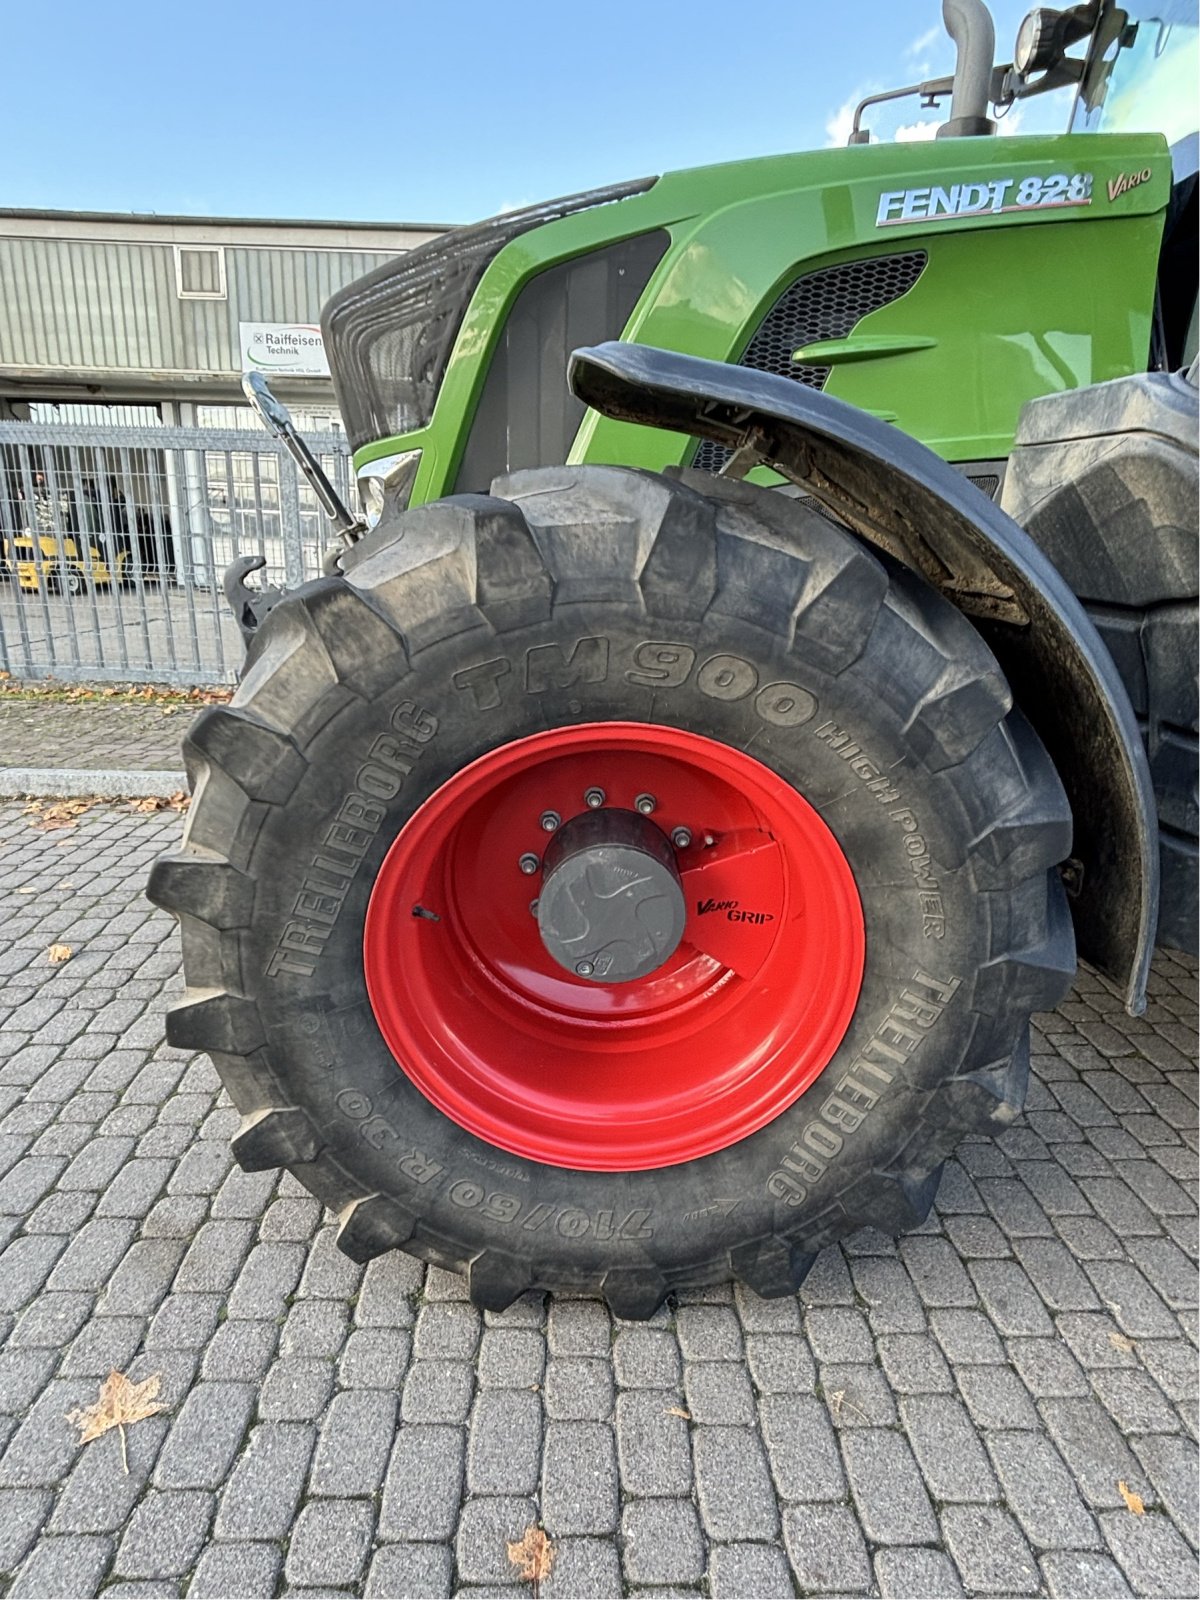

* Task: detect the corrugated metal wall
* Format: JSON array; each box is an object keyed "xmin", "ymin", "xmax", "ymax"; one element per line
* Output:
[{"xmin": 0, "ymin": 237, "xmax": 397, "ymax": 375}]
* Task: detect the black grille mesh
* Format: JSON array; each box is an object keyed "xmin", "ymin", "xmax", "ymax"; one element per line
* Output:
[{"xmin": 693, "ymin": 250, "xmax": 927, "ymax": 472}]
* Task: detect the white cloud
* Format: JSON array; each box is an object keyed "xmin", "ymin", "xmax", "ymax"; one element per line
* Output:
[
  {"xmin": 825, "ymin": 92, "xmax": 860, "ymax": 147},
  {"xmin": 996, "ymin": 105, "xmax": 1026, "ymax": 136},
  {"xmin": 905, "ymin": 24, "xmax": 943, "ymax": 61},
  {"xmin": 894, "ymin": 119, "xmax": 941, "ymax": 141}
]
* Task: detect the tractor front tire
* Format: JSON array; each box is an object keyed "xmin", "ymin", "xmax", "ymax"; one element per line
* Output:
[{"xmin": 149, "ymin": 467, "xmax": 1075, "ymax": 1316}]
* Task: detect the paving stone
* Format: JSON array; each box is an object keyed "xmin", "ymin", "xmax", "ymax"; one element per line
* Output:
[
  {"xmin": 546, "ymin": 1300, "xmax": 610, "ymax": 1357},
  {"xmin": 744, "ymin": 1332, "xmax": 815, "ymax": 1393},
  {"xmin": 6, "ymin": 1533, "xmax": 113, "ymax": 1598},
  {"xmin": 941, "ymin": 1505, "xmax": 1041, "ymax": 1595},
  {"xmin": 1083, "ymin": 1261, "xmax": 1181, "ymax": 1338},
  {"xmin": 365, "ymin": 1542, "xmax": 453, "ymax": 1597},
  {"xmin": 188, "ymin": 1541, "xmax": 282, "ymax": 1598},
  {"xmin": 454, "ymin": 1495, "xmax": 538, "ymax": 1584},
  {"xmin": 173, "ymin": 1220, "xmax": 255, "ymax": 1294},
  {"xmin": 1007, "ymin": 1335, "xmax": 1090, "ymax": 1399},
  {"xmin": 284, "ymin": 1498, "xmax": 375, "ymax": 1588},
  {"xmin": 478, "ymin": 1328, "xmax": 546, "ymax": 1388},
  {"xmin": 732, "ymin": 1282, "xmax": 803, "ymax": 1332},
  {"xmin": 900, "ymin": 1393, "xmax": 999, "ymax": 1502},
  {"xmin": 113, "ymin": 1489, "xmax": 213, "ymax": 1578},
  {"xmin": 540, "ymin": 1536, "xmax": 622, "ymax": 1598},
  {"xmin": 675, "ymin": 1305, "xmax": 743, "ymax": 1361},
  {"xmin": 805, "ymin": 1307, "xmax": 873, "ymax": 1365},
  {"xmin": 709, "ymin": 1542, "xmax": 795, "ymax": 1599},
  {"xmin": 820, "ymin": 1363, "xmax": 899, "ymax": 1428},
  {"xmin": 0, "ymin": 1378, "xmax": 104, "ymax": 1488},
  {"xmin": 337, "ymin": 1326, "xmax": 411, "ymax": 1390},
  {"xmin": 1138, "ymin": 1337, "xmax": 1200, "ymax": 1402},
  {"xmin": 47, "ymin": 1419, "xmax": 168, "ymax": 1535},
  {"xmin": 968, "ymin": 1260, "xmax": 1056, "ymax": 1336},
  {"xmin": 297, "ymin": 1226, "xmax": 364, "ymax": 1298},
  {"xmin": 621, "ymin": 1499, "xmax": 704, "ymax": 1585},
  {"xmin": 226, "ymin": 1240, "xmax": 306, "ymax": 1320},
  {"xmin": 841, "ymin": 1428, "xmax": 938, "ymax": 1544},
  {"xmin": 986, "ymin": 1429, "xmax": 1102, "ymax": 1550},
  {"xmin": 956, "ymin": 1364, "xmax": 1041, "ymax": 1430},
  {"xmin": 378, "ymin": 1426, "xmax": 465, "ymax": 1541},
  {"xmin": 1092, "ymin": 1366, "xmax": 1182, "ymax": 1434},
  {"xmin": 0, "ymin": 1347, "xmax": 58, "ymax": 1413},
  {"xmin": 615, "ymin": 1389, "xmax": 693, "ymax": 1497},
  {"xmin": 899, "ymin": 1236, "xmax": 976, "ymax": 1307},
  {"xmin": 758, "ymin": 1394, "xmax": 845, "ymax": 1500},
  {"xmin": 1051, "ymin": 1403, "xmax": 1158, "ymax": 1522},
  {"xmin": 0, "ymin": 1487, "xmax": 51, "ymax": 1574},
  {"xmin": 693, "ymin": 1425, "xmax": 778, "ymax": 1540},
  {"xmin": 875, "ymin": 1548, "xmax": 965, "ymax": 1598},
  {"xmin": 1100, "ymin": 1508, "xmax": 1199, "ymax": 1596},
  {"xmin": 929, "ymin": 1307, "xmax": 1006, "ymax": 1363},
  {"xmin": 544, "ymin": 1356, "xmax": 613, "ymax": 1420},
  {"xmin": 782, "ymin": 1504, "xmax": 871, "ymax": 1594},
  {"xmin": 152, "ymin": 1381, "xmax": 255, "ymax": 1490},
  {"xmin": 877, "ymin": 1333, "xmax": 954, "ymax": 1393},
  {"xmin": 144, "ymin": 1293, "xmax": 223, "ymax": 1352},
  {"xmin": 281, "ymin": 1299, "xmax": 349, "ymax": 1359},
  {"xmin": 468, "ymin": 1388, "xmax": 542, "ymax": 1493},
  {"xmin": 402, "ymin": 1360, "xmax": 475, "ymax": 1424},
  {"xmin": 259, "ymin": 1357, "xmax": 334, "ymax": 1421},
  {"xmin": 1040, "ymin": 1550, "xmax": 1134, "ymax": 1597},
  {"xmin": 542, "ymin": 1420, "xmax": 619, "ymax": 1534},
  {"xmin": 612, "ymin": 1327, "xmax": 680, "ymax": 1389},
  {"xmin": 212, "ymin": 1422, "xmax": 315, "ymax": 1539},
  {"xmin": 1131, "ymin": 1432, "xmax": 1199, "ymax": 1546},
  {"xmin": 308, "ymin": 1389, "xmax": 397, "ymax": 1498},
  {"xmin": 200, "ymin": 1318, "xmax": 279, "ymax": 1382},
  {"xmin": 414, "ymin": 1300, "xmax": 482, "ymax": 1361}
]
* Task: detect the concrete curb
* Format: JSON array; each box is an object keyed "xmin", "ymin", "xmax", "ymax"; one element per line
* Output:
[{"xmin": 0, "ymin": 767, "xmax": 188, "ymax": 799}]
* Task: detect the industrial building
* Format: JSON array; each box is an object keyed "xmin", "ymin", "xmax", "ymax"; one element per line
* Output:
[{"xmin": 0, "ymin": 207, "xmax": 447, "ymax": 430}]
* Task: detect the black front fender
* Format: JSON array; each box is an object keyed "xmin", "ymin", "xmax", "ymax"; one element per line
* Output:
[{"xmin": 569, "ymin": 341, "xmax": 1158, "ymax": 1014}]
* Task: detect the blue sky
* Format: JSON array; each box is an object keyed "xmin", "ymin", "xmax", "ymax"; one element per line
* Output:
[{"xmin": 5, "ymin": 1, "xmax": 1075, "ymax": 224}]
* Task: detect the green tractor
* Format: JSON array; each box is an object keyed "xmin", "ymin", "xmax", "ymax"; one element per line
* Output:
[{"xmin": 151, "ymin": 0, "xmax": 1197, "ymax": 1314}]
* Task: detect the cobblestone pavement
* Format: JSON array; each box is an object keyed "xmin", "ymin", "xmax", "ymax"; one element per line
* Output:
[
  {"xmin": 0, "ymin": 802, "xmax": 1196, "ymax": 1599},
  {"xmin": 0, "ymin": 699, "xmax": 189, "ymax": 773}
]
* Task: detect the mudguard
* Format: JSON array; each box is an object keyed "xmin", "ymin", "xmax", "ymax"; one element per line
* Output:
[{"xmin": 569, "ymin": 342, "xmax": 1158, "ymax": 1015}]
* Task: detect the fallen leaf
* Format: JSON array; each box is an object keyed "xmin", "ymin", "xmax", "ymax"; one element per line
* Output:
[
  {"xmin": 663, "ymin": 1406, "xmax": 691, "ymax": 1420},
  {"xmin": 47, "ymin": 944, "xmax": 73, "ymax": 965},
  {"xmin": 127, "ymin": 791, "xmax": 190, "ymax": 815},
  {"xmin": 67, "ymin": 1370, "xmax": 166, "ymax": 1474},
  {"xmin": 828, "ymin": 1388, "xmax": 870, "ymax": 1425},
  {"xmin": 25, "ymin": 798, "xmax": 95, "ymax": 831},
  {"xmin": 17, "ymin": 886, "xmax": 35, "ymax": 894},
  {"xmin": 1118, "ymin": 1481, "xmax": 1145, "ymax": 1516},
  {"xmin": 507, "ymin": 1525, "xmax": 555, "ymax": 1591},
  {"xmin": 1109, "ymin": 1331, "xmax": 1136, "ymax": 1353}
]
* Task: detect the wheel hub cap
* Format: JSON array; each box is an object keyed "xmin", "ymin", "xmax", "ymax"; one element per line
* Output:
[{"xmin": 537, "ymin": 808, "xmax": 687, "ymax": 982}]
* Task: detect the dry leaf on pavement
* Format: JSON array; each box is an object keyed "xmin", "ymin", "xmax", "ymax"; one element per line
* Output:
[
  {"xmin": 506, "ymin": 1525, "xmax": 555, "ymax": 1591},
  {"xmin": 47, "ymin": 944, "xmax": 73, "ymax": 965},
  {"xmin": 67, "ymin": 1370, "xmax": 166, "ymax": 1474},
  {"xmin": 1118, "ymin": 1481, "xmax": 1146, "ymax": 1515},
  {"xmin": 1109, "ymin": 1331, "xmax": 1136, "ymax": 1353},
  {"xmin": 663, "ymin": 1406, "xmax": 691, "ymax": 1420},
  {"xmin": 24, "ymin": 798, "xmax": 95, "ymax": 831},
  {"xmin": 127, "ymin": 791, "xmax": 190, "ymax": 815}
]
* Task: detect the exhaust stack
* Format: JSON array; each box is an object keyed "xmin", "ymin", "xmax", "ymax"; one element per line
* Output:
[{"xmin": 939, "ymin": 0, "xmax": 997, "ymax": 137}]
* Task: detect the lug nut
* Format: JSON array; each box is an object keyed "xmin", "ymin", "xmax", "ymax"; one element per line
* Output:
[
  {"xmin": 634, "ymin": 793, "xmax": 657, "ymax": 815},
  {"xmin": 575, "ymin": 960, "xmax": 595, "ymax": 977},
  {"xmin": 539, "ymin": 810, "xmax": 561, "ymax": 832},
  {"xmin": 584, "ymin": 787, "xmax": 605, "ymax": 809},
  {"xmin": 518, "ymin": 853, "xmax": 540, "ymax": 875},
  {"xmin": 671, "ymin": 827, "xmax": 692, "ymax": 850},
  {"xmin": 529, "ymin": 898, "xmax": 540, "ymax": 916}
]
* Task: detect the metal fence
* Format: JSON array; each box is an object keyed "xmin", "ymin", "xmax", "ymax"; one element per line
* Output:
[{"xmin": 0, "ymin": 420, "xmax": 354, "ymax": 686}]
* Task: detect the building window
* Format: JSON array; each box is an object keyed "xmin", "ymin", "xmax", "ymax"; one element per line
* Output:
[{"xmin": 174, "ymin": 245, "xmax": 227, "ymax": 299}]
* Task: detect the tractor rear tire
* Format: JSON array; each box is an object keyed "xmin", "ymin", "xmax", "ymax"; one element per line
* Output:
[{"xmin": 149, "ymin": 467, "xmax": 1075, "ymax": 1316}]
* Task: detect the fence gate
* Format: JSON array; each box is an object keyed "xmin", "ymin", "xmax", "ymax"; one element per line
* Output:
[{"xmin": 0, "ymin": 421, "xmax": 354, "ymax": 686}]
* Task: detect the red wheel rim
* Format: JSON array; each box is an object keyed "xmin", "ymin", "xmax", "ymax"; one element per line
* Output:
[{"xmin": 364, "ymin": 723, "xmax": 864, "ymax": 1170}]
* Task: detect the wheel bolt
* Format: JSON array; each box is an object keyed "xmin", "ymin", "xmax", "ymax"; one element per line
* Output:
[
  {"xmin": 518, "ymin": 853, "xmax": 540, "ymax": 875},
  {"xmin": 671, "ymin": 827, "xmax": 692, "ymax": 850},
  {"xmin": 575, "ymin": 960, "xmax": 594, "ymax": 977},
  {"xmin": 634, "ymin": 793, "xmax": 657, "ymax": 815},
  {"xmin": 584, "ymin": 787, "xmax": 605, "ymax": 809},
  {"xmin": 529, "ymin": 898, "xmax": 540, "ymax": 916},
  {"xmin": 539, "ymin": 810, "xmax": 561, "ymax": 832}
]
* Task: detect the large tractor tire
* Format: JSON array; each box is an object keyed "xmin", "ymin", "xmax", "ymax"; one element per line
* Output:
[{"xmin": 149, "ymin": 468, "xmax": 1075, "ymax": 1316}]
